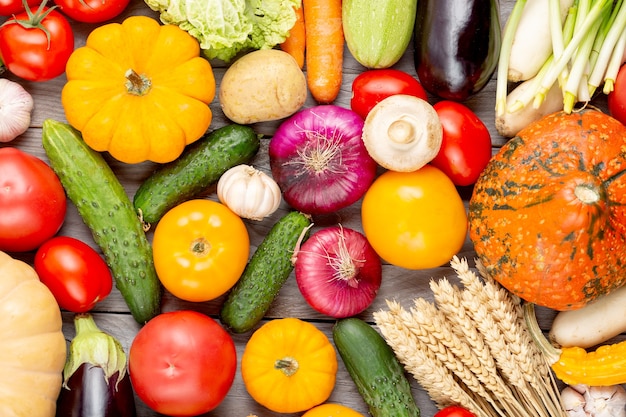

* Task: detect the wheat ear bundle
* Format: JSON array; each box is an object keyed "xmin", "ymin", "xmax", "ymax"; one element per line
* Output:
[{"xmin": 373, "ymin": 256, "xmax": 566, "ymax": 417}]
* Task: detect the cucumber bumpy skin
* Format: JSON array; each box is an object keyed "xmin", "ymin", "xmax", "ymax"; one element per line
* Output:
[
  {"xmin": 42, "ymin": 119, "xmax": 161, "ymax": 324},
  {"xmin": 133, "ymin": 124, "xmax": 261, "ymax": 229},
  {"xmin": 333, "ymin": 318, "xmax": 421, "ymax": 417},
  {"xmin": 220, "ymin": 211, "xmax": 312, "ymax": 333}
]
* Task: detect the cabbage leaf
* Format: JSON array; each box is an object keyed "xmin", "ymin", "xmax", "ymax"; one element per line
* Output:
[{"xmin": 144, "ymin": 0, "xmax": 300, "ymax": 62}]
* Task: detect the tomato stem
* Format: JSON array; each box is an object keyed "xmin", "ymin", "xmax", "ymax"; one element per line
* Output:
[
  {"xmin": 7, "ymin": 0, "xmax": 59, "ymax": 49},
  {"xmin": 125, "ymin": 69, "xmax": 152, "ymax": 96},
  {"xmin": 190, "ymin": 237, "xmax": 211, "ymax": 257}
]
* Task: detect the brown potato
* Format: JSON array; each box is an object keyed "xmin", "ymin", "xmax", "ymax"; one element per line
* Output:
[{"xmin": 219, "ymin": 49, "xmax": 308, "ymax": 124}]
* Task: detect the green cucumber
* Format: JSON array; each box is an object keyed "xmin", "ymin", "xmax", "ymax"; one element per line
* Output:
[
  {"xmin": 133, "ymin": 124, "xmax": 261, "ymax": 228},
  {"xmin": 333, "ymin": 318, "xmax": 421, "ymax": 417},
  {"xmin": 220, "ymin": 211, "xmax": 312, "ymax": 333},
  {"xmin": 342, "ymin": 0, "xmax": 417, "ymax": 68},
  {"xmin": 42, "ymin": 119, "xmax": 161, "ymax": 324}
]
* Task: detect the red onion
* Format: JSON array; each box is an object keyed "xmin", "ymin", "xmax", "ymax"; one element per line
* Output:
[
  {"xmin": 269, "ymin": 105, "xmax": 378, "ymax": 215},
  {"xmin": 294, "ymin": 225, "xmax": 382, "ymax": 318}
]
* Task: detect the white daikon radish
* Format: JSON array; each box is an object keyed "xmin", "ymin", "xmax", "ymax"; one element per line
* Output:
[
  {"xmin": 506, "ymin": 0, "xmax": 574, "ymax": 82},
  {"xmin": 495, "ymin": 75, "xmax": 563, "ymax": 138},
  {"xmin": 549, "ymin": 284, "xmax": 626, "ymax": 348}
]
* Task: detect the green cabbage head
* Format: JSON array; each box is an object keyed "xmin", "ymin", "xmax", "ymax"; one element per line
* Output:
[{"xmin": 144, "ymin": 0, "xmax": 300, "ymax": 62}]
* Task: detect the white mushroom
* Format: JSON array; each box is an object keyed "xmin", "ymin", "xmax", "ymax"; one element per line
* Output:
[{"xmin": 361, "ymin": 94, "xmax": 443, "ymax": 172}]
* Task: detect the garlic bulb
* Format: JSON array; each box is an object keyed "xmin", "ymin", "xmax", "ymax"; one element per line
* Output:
[
  {"xmin": 0, "ymin": 79, "xmax": 34, "ymax": 143},
  {"xmin": 217, "ymin": 164, "xmax": 282, "ymax": 221},
  {"xmin": 562, "ymin": 384, "xmax": 626, "ymax": 417}
]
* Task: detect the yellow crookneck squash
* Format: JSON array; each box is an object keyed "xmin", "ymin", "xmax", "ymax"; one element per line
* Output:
[
  {"xmin": 0, "ymin": 251, "xmax": 66, "ymax": 417},
  {"xmin": 62, "ymin": 15, "xmax": 216, "ymax": 164},
  {"xmin": 241, "ymin": 317, "xmax": 338, "ymax": 414}
]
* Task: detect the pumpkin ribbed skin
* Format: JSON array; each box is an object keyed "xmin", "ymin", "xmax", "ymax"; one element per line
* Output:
[
  {"xmin": 0, "ymin": 251, "xmax": 66, "ymax": 416},
  {"xmin": 469, "ymin": 110, "xmax": 626, "ymax": 311}
]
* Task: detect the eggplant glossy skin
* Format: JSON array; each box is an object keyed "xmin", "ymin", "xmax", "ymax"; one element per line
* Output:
[
  {"xmin": 414, "ymin": 0, "xmax": 501, "ymax": 101},
  {"xmin": 57, "ymin": 364, "xmax": 136, "ymax": 417}
]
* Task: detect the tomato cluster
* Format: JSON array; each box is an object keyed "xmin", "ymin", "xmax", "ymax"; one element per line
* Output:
[
  {"xmin": 0, "ymin": 0, "xmax": 130, "ymax": 81},
  {"xmin": 351, "ymin": 68, "xmax": 493, "ymax": 187},
  {"xmin": 0, "ymin": 147, "xmax": 114, "ymax": 312},
  {"xmin": 352, "ymin": 69, "xmax": 491, "ymax": 269}
]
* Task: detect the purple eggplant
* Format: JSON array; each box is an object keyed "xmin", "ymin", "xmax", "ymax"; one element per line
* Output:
[
  {"xmin": 56, "ymin": 313, "xmax": 136, "ymax": 417},
  {"xmin": 413, "ymin": 0, "xmax": 501, "ymax": 101}
]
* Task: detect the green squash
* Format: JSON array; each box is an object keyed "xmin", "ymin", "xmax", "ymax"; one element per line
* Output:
[{"xmin": 342, "ymin": 0, "xmax": 418, "ymax": 68}]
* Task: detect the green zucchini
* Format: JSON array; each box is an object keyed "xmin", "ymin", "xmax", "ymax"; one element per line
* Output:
[
  {"xmin": 133, "ymin": 124, "xmax": 261, "ymax": 228},
  {"xmin": 333, "ymin": 318, "xmax": 421, "ymax": 417},
  {"xmin": 42, "ymin": 119, "xmax": 161, "ymax": 324},
  {"xmin": 220, "ymin": 211, "xmax": 312, "ymax": 333},
  {"xmin": 342, "ymin": 0, "xmax": 418, "ymax": 68}
]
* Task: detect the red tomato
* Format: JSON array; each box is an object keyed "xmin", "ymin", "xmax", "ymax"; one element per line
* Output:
[
  {"xmin": 54, "ymin": 0, "xmax": 130, "ymax": 23},
  {"xmin": 430, "ymin": 101, "xmax": 492, "ymax": 186},
  {"xmin": 34, "ymin": 236, "xmax": 113, "ymax": 312},
  {"xmin": 608, "ymin": 64, "xmax": 626, "ymax": 126},
  {"xmin": 434, "ymin": 406, "xmax": 477, "ymax": 417},
  {"xmin": 0, "ymin": 4, "xmax": 74, "ymax": 81},
  {"xmin": 0, "ymin": 147, "xmax": 66, "ymax": 252},
  {"xmin": 0, "ymin": 0, "xmax": 40, "ymax": 16},
  {"xmin": 351, "ymin": 69, "xmax": 428, "ymax": 120},
  {"xmin": 129, "ymin": 310, "xmax": 237, "ymax": 417}
]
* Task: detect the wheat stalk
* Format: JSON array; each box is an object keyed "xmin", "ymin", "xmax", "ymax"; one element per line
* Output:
[
  {"xmin": 374, "ymin": 257, "xmax": 567, "ymax": 417},
  {"xmin": 374, "ymin": 303, "xmax": 496, "ymax": 417}
]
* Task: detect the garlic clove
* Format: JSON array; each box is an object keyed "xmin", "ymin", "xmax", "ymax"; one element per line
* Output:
[
  {"xmin": 561, "ymin": 384, "xmax": 626, "ymax": 417},
  {"xmin": 561, "ymin": 386, "xmax": 590, "ymax": 417}
]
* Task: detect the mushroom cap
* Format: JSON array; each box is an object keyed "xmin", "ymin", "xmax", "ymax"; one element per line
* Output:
[{"xmin": 362, "ymin": 94, "xmax": 442, "ymax": 172}]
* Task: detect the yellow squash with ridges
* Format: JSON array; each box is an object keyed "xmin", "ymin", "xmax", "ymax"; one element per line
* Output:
[{"xmin": 62, "ymin": 15, "xmax": 215, "ymax": 164}]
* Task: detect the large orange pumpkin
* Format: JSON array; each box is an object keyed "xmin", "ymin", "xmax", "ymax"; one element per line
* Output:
[
  {"xmin": 0, "ymin": 251, "xmax": 67, "ymax": 416},
  {"xmin": 469, "ymin": 109, "xmax": 626, "ymax": 311}
]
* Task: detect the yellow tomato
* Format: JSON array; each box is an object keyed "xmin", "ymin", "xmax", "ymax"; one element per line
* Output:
[
  {"xmin": 152, "ymin": 199, "xmax": 250, "ymax": 302},
  {"xmin": 361, "ymin": 165, "xmax": 467, "ymax": 269},
  {"xmin": 302, "ymin": 403, "xmax": 365, "ymax": 417}
]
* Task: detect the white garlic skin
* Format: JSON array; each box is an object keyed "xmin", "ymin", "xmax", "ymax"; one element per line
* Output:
[
  {"xmin": 217, "ymin": 164, "xmax": 282, "ymax": 221},
  {"xmin": 561, "ymin": 384, "xmax": 626, "ymax": 417},
  {"xmin": 0, "ymin": 79, "xmax": 34, "ymax": 143}
]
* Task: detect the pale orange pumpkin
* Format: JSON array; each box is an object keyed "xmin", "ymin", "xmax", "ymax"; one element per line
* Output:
[
  {"xmin": 241, "ymin": 317, "xmax": 338, "ymax": 413},
  {"xmin": 0, "ymin": 251, "xmax": 66, "ymax": 416}
]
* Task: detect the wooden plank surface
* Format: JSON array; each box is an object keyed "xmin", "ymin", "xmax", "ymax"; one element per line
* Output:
[{"xmin": 1, "ymin": 0, "xmax": 615, "ymax": 416}]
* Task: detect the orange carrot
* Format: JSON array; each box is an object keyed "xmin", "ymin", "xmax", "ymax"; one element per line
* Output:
[
  {"xmin": 280, "ymin": 4, "xmax": 306, "ymax": 69},
  {"xmin": 302, "ymin": 0, "xmax": 344, "ymax": 104}
]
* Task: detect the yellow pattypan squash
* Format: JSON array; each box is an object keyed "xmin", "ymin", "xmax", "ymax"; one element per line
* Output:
[
  {"xmin": 241, "ymin": 317, "xmax": 338, "ymax": 413},
  {"xmin": 62, "ymin": 15, "xmax": 216, "ymax": 164},
  {"xmin": 0, "ymin": 251, "xmax": 66, "ymax": 417}
]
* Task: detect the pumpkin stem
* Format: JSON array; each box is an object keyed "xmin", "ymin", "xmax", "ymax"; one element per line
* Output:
[
  {"xmin": 125, "ymin": 69, "xmax": 152, "ymax": 96},
  {"xmin": 274, "ymin": 356, "xmax": 299, "ymax": 377},
  {"xmin": 574, "ymin": 183, "xmax": 601, "ymax": 204}
]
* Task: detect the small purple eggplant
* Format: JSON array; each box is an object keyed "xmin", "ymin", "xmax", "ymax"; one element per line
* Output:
[
  {"xmin": 56, "ymin": 313, "xmax": 136, "ymax": 417},
  {"xmin": 413, "ymin": 0, "xmax": 501, "ymax": 101}
]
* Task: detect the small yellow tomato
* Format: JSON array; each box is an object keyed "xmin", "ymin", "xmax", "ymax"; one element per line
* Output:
[
  {"xmin": 361, "ymin": 165, "xmax": 467, "ymax": 269},
  {"xmin": 302, "ymin": 403, "xmax": 366, "ymax": 417},
  {"xmin": 152, "ymin": 199, "xmax": 249, "ymax": 302}
]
